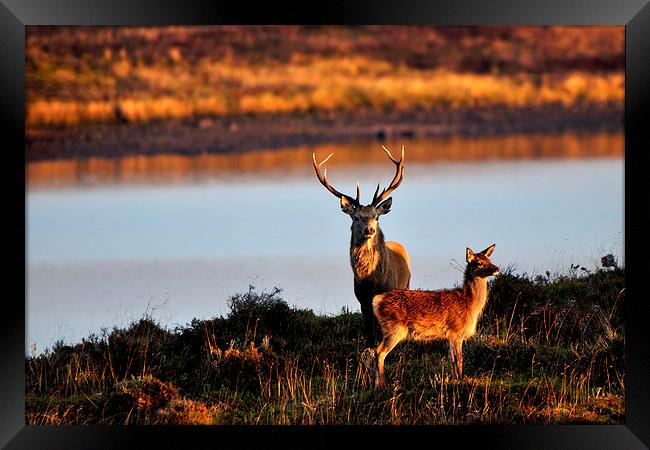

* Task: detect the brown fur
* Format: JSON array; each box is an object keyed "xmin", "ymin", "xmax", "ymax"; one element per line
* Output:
[
  {"xmin": 372, "ymin": 244, "xmax": 498, "ymax": 389},
  {"xmin": 351, "ymin": 226, "xmax": 411, "ymax": 345}
]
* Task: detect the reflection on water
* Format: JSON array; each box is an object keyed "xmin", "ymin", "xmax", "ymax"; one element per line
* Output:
[
  {"xmin": 28, "ymin": 132, "xmax": 623, "ymax": 189},
  {"xmin": 26, "ymin": 132, "xmax": 624, "ymax": 353}
]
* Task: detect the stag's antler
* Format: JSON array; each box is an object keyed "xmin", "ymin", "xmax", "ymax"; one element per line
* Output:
[
  {"xmin": 371, "ymin": 145, "xmax": 405, "ymax": 206},
  {"xmin": 312, "ymin": 152, "xmax": 360, "ymax": 206}
]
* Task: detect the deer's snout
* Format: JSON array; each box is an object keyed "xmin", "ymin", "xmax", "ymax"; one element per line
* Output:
[{"xmin": 364, "ymin": 227, "xmax": 375, "ymax": 237}]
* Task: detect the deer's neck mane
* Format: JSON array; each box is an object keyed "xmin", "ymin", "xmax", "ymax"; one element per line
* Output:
[
  {"xmin": 463, "ymin": 268, "xmax": 490, "ymax": 319},
  {"xmin": 350, "ymin": 228, "xmax": 386, "ymax": 282}
]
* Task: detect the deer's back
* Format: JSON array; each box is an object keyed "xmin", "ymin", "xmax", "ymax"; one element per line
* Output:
[
  {"xmin": 373, "ymin": 288, "xmax": 475, "ymax": 341},
  {"xmin": 385, "ymin": 241, "xmax": 411, "ymax": 289}
]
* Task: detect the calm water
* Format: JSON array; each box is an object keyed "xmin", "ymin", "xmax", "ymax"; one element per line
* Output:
[{"xmin": 26, "ymin": 133, "xmax": 624, "ymax": 354}]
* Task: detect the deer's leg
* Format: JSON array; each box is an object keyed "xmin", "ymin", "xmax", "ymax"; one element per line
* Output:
[
  {"xmin": 360, "ymin": 299, "xmax": 377, "ymax": 347},
  {"xmin": 448, "ymin": 340, "xmax": 456, "ymax": 379},
  {"xmin": 374, "ymin": 326, "xmax": 407, "ymax": 390},
  {"xmin": 451, "ymin": 338, "xmax": 464, "ymax": 380},
  {"xmin": 374, "ymin": 340, "xmax": 385, "ymax": 390}
]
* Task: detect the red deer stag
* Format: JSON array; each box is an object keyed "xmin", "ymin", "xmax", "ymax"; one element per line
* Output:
[
  {"xmin": 372, "ymin": 244, "xmax": 499, "ymax": 389},
  {"xmin": 312, "ymin": 146, "xmax": 411, "ymax": 346}
]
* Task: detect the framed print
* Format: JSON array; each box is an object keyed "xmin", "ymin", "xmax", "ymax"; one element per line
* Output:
[{"xmin": 2, "ymin": 0, "xmax": 648, "ymax": 448}]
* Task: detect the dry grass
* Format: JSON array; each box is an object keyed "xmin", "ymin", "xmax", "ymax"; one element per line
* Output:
[
  {"xmin": 26, "ymin": 59, "xmax": 624, "ymax": 127},
  {"xmin": 26, "ymin": 26, "xmax": 624, "ymax": 127}
]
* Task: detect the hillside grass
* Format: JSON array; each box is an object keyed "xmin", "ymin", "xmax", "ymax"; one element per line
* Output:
[
  {"xmin": 26, "ymin": 26, "xmax": 624, "ymax": 128},
  {"xmin": 26, "ymin": 257, "xmax": 624, "ymax": 425}
]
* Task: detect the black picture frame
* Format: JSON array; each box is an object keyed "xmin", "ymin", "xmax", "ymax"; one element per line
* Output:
[{"xmin": 2, "ymin": 1, "xmax": 648, "ymax": 448}]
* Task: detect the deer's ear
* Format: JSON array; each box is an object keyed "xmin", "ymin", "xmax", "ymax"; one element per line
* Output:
[
  {"xmin": 376, "ymin": 197, "xmax": 393, "ymax": 216},
  {"xmin": 340, "ymin": 197, "xmax": 356, "ymax": 215},
  {"xmin": 481, "ymin": 243, "xmax": 496, "ymax": 257},
  {"xmin": 466, "ymin": 247, "xmax": 476, "ymax": 263}
]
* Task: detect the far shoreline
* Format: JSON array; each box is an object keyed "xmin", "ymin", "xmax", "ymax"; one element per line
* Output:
[{"xmin": 26, "ymin": 103, "xmax": 623, "ymax": 163}]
